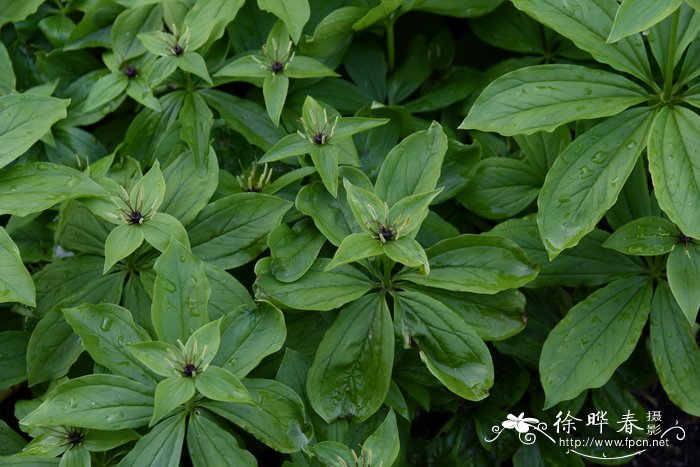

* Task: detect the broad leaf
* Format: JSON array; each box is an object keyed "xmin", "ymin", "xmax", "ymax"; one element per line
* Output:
[
  {"xmin": 0, "ymin": 94, "xmax": 69, "ymax": 168},
  {"xmin": 461, "ymin": 65, "xmax": 648, "ymax": 136},
  {"xmin": 22, "ymin": 375, "xmax": 155, "ymax": 429},
  {"xmin": 400, "ymin": 234, "xmax": 538, "ymax": 293},
  {"xmin": 649, "ymin": 283, "xmax": 700, "ymax": 416},
  {"xmin": 202, "ymin": 379, "xmax": 311, "ymax": 453},
  {"xmin": 537, "ymin": 107, "xmax": 654, "ymax": 258},
  {"xmin": 0, "ymin": 162, "xmax": 106, "ymax": 216},
  {"xmin": 666, "ymin": 242, "xmax": 700, "ymax": 324},
  {"xmin": 0, "ymin": 227, "xmax": 35, "ymax": 306},
  {"xmin": 268, "ymin": 219, "xmax": 326, "ymax": 282},
  {"xmin": 394, "ymin": 291, "xmax": 494, "ymax": 401},
  {"xmin": 307, "ymin": 294, "xmax": 393, "ymax": 423},
  {"xmin": 187, "ymin": 410, "xmax": 256, "ymax": 467},
  {"xmin": 189, "ymin": 193, "xmax": 291, "ymax": 269},
  {"xmin": 648, "ymin": 106, "xmax": 700, "ymax": 239},
  {"xmin": 603, "ymin": 216, "xmax": 680, "ymax": 256},
  {"xmin": 63, "ymin": 304, "xmax": 156, "ymax": 385},
  {"xmin": 375, "ymin": 121, "xmax": 448, "ymax": 205},
  {"xmin": 152, "ymin": 239, "xmax": 210, "ymax": 343},
  {"xmin": 119, "ymin": 413, "xmax": 186, "ymax": 467},
  {"xmin": 609, "ymin": 0, "xmax": 683, "ymax": 43},
  {"xmin": 540, "ymin": 276, "xmax": 653, "ymax": 408},
  {"xmin": 255, "ymin": 257, "xmax": 374, "ymax": 311},
  {"xmin": 511, "ymin": 0, "xmax": 653, "ymax": 81}
]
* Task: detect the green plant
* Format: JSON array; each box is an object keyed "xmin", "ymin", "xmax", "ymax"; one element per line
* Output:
[{"xmin": 1, "ymin": 1, "xmax": 699, "ymax": 466}]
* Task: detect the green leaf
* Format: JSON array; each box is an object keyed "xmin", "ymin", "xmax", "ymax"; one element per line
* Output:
[
  {"xmin": 394, "ymin": 291, "xmax": 494, "ymax": 401},
  {"xmin": 362, "ymin": 410, "xmax": 400, "ymax": 467},
  {"xmin": 187, "ymin": 410, "xmax": 256, "ymax": 467},
  {"xmin": 204, "ymin": 262, "xmax": 255, "ymax": 320},
  {"xmin": 258, "ymin": 0, "xmax": 310, "ymax": 43},
  {"xmin": 353, "ymin": 0, "xmax": 402, "ymax": 30},
  {"xmin": 202, "ymin": 379, "xmax": 311, "ymax": 453},
  {"xmin": 141, "ymin": 212, "xmax": 190, "ymax": 252},
  {"xmin": 0, "ymin": 419, "xmax": 26, "ymax": 455},
  {"xmin": 60, "ymin": 446, "xmax": 90, "ymax": 467},
  {"xmin": 214, "ymin": 54, "xmax": 269, "ymax": 79},
  {"xmin": 268, "ymin": 219, "xmax": 326, "ymax": 282},
  {"xmin": 260, "ymin": 133, "xmax": 315, "ymax": 162},
  {"xmin": 201, "ymin": 89, "xmax": 285, "ymax": 150},
  {"xmin": 667, "ymin": 242, "xmax": 700, "ymax": 324},
  {"xmin": 307, "ymin": 294, "xmax": 393, "ymax": 423},
  {"xmin": 511, "ymin": 0, "xmax": 652, "ymax": 81},
  {"xmin": 375, "ymin": 122, "xmax": 448, "ymax": 205},
  {"xmin": 609, "ymin": 0, "xmax": 683, "ymax": 43},
  {"xmin": 458, "ymin": 157, "xmax": 541, "ymax": 220},
  {"xmin": 400, "ymin": 234, "xmax": 538, "ymax": 293},
  {"xmin": 22, "ymin": 375, "xmax": 155, "ymax": 429},
  {"xmin": 213, "ymin": 302, "xmax": 286, "ymax": 378},
  {"xmin": 63, "ymin": 304, "xmax": 156, "ymax": 385},
  {"xmin": 127, "ymin": 341, "xmax": 177, "ymax": 378},
  {"xmin": 404, "ymin": 0, "xmax": 504, "ymax": 17},
  {"xmin": 412, "ymin": 286, "xmax": 526, "ymax": 341},
  {"xmin": 343, "ymin": 179, "xmax": 386, "ymax": 234},
  {"xmin": 84, "ymin": 73, "xmax": 128, "ymax": 113},
  {"xmin": 540, "ymin": 276, "xmax": 653, "ymax": 408},
  {"xmin": 648, "ymin": 4, "xmax": 700, "ymax": 81},
  {"xmin": 0, "ymin": 331, "xmax": 29, "ymax": 391},
  {"xmin": 111, "ymin": 4, "xmax": 163, "ymax": 59},
  {"xmin": 180, "ymin": 93, "xmax": 213, "ymax": 171},
  {"xmin": 326, "ymin": 232, "xmax": 383, "ymax": 270},
  {"xmin": 649, "ymin": 283, "xmax": 700, "ymax": 416},
  {"xmin": 103, "ymin": 223, "xmax": 145, "ymax": 273},
  {"xmin": 26, "ymin": 309, "xmax": 82, "ymax": 386},
  {"xmin": 131, "ymin": 159, "xmax": 166, "ymax": 214},
  {"xmin": 255, "ymin": 257, "xmax": 374, "ymax": 311},
  {"xmin": 119, "ymin": 413, "xmax": 186, "ymax": 467},
  {"xmin": 196, "ymin": 366, "xmax": 252, "ymax": 403},
  {"xmin": 0, "ymin": 94, "xmax": 69, "ymax": 168},
  {"xmin": 189, "ymin": 193, "xmax": 292, "ymax": 269},
  {"xmin": 0, "ymin": 0, "xmax": 43, "ymax": 27},
  {"xmin": 648, "ymin": 106, "xmax": 700, "ymax": 239},
  {"xmin": 603, "ymin": 216, "xmax": 681, "ymax": 255},
  {"xmin": 285, "ymin": 56, "xmax": 338, "ymax": 78},
  {"xmin": 160, "ymin": 148, "xmax": 219, "ymax": 226},
  {"xmin": 388, "ymin": 189, "xmax": 442, "ymax": 237},
  {"xmin": 0, "ymin": 162, "xmax": 105, "ymax": 216},
  {"xmin": 0, "ymin": 227, "xmax": 35, "ymax": 306},
  {"xmin": 310, "ymin": 143, "xmax": 339, "ymax": 196},
  {"xmin": 537, "ymin": 107, "xmax": 654, "ymax": 259},
  {"xmin": 177, "ymin": 52, "xmax": 212, "ymax": 84},
  {"xmin": 263, "ymin": 73, "xmax": 288, "ymax": 126},
  {"xmin": 492, "ymin": 216, "xmax": 646, "ymax": 287},
  {"xmin": 383, "ymin": 237, "xmax": 429, "ymax": 274},
  {"xmin": 152, "ymin": 239, "xmax": 210, "ymax": 343},
  {"xmin": 461, "ymin": 65, "xmax": 648, "ymax": 136},
  {"xmin": 151, "ymin": 377, "xmax": 195, "ymax": 426}
]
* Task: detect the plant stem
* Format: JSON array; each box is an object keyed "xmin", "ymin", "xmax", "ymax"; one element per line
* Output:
[
  {"xmin": 382, "ymin": 256, "xmax": 394, "ymax": 290},
  {"xmin": 386, "ymin": 18, "xmax": 396, "ymax": 70},
  {"xmin": 663, "ymin": 8, "xmax": 681, "ymax": 102}
]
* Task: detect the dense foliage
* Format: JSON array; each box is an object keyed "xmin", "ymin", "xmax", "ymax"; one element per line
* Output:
[{"xmin": 1, "ymin": 0, "xmax": 699, "ymax": 465}]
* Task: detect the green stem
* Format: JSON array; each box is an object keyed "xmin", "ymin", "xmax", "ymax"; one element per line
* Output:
[
  {"xmin": 386, "ymin": 19, "xmax": 396, "ymax": 71},
  {"xmin": 382, "ymin": 256, "xmax": 394, "ymax": 290},
  {"xmin": 662, "ymin": 8, "xmax": 681, "ymax": 102}
]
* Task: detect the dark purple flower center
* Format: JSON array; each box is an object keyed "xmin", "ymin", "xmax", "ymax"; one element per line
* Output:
[
  {"xmin": 379, "ymin": 226, "xmax": 393, "ymax": 241},
  {"xmin": 123, "ymin": 65, "xmax": 138, "ymax": 78},
  {"xmin": 128, "ymin": 211, "xmax": 143, "ymax": 224},
  {"xmin": 172, "ymin": 44, "xmax": 184, "ymax": 56},
  {"xmin": 271, "ymin": 61, "xmax": 284, "ymax": 73},
  {"xmin": 312, "ymin": 133, "xmax": 325, "ymax": 145},
  {"xmin": 67, "ymin": 431, "xmax": 83, "ymax": 445},
  {"xmin": 679, "ymin": 234, "xmax": 693, "ymax": 245},
  {"xmin": 183, "ymin": 363, "xmax": 197, "ymax": 377}
]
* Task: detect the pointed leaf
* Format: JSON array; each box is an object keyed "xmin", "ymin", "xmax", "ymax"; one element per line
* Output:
[
  {"xmin": 648, "ymin": 106, "xmax": 700, "ymax": 239},
  {"xmin": 394, "ymin": 291, "xmax": 494, "ymax": 401},
  {"xmin": 151, "ymin": 377, "xmax": 195, "ymax": 426},
  {"xmin": 541, "ymin": 276, "xmax": 652, "ymax": 408},
  {"xmin": 326, "ymin": 232, "xmax": 383, "ymax": 270},
  {"xmin": 141, "ymin": 212, "xmax": 190, "ymax": 252},
  {"xmin": 119, "ymin": 413, "xmax": 186, "ymax": 467},
  {"xmin": 152, "ymin": 239, "xmax": 210, "ymax": 343},
  {"xmin": 537, "ymin": 107, "xmax": 654, "ymax": 259},
  {"xmin": 307, "ymin": 294, "xmax": 393, "ymax": 423},
  {"xmin": 103, "ymin": 224, "xmax": 145, "ymax": 273},
  {"xmin": 667, "ymin": 243, "xmax": 700, "ymax": 324},
  {"xmin": 0, "ymin": 227, "xmax": 35, "ymax": 306},
  {"xmin": 461, "ymin": 64, "xmax": 648, "ymax": 136},
  {"xmin": 603, "ymin": 216, "xmax": 681, "ymax": 256},
  {"xmin": 187, "ymin": 410, "xmax": 257, "ymax": 467},
  {"xmin": 196, "ymin": 366, "xmax": 252, "ymax": 403},
  {"xmin": 609, "ymin": 0, "xmax": 683, "ymax": 43}
]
